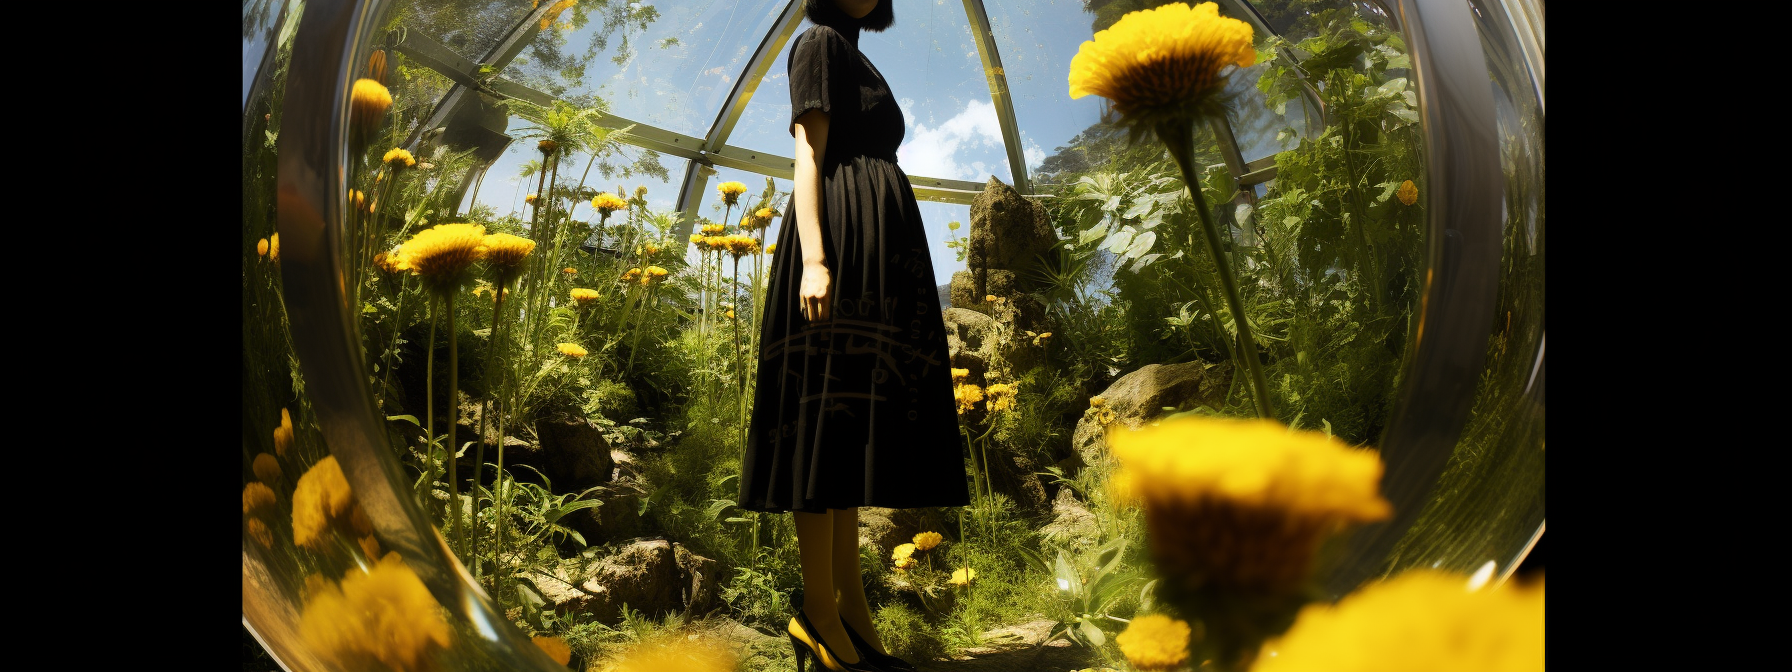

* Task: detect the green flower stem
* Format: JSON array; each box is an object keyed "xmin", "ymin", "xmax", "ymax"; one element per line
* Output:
[
  {"xmin": 423, "ymin": 296, "xmax": 439, "ymax": 502},
  {"xmin": 470, "ymin": 286, "xmax": 507, "ymax": 577},
  {"xmin": 1158, "ymin": 120, "xmax": 1275, "ymax": 419},
  {"xmin": 446, "ymin": 289, "xmax": 464, "ymax": 557}
]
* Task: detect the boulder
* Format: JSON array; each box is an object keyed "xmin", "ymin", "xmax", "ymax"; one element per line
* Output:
[
  {"xmin": 968, "ymin": 177, "xmax": 1056, "ymax": 275},
  {"xmin": 949, "ymin": 269, "xmax": 1020, "ymax": 312},
  {"xmin": 1071, "ymin": 361, "xmax": 1232, "ymax": 465},
  {"xmin": 558, "ymin": 483, "xmax": 649, "ymax": 548},
  {"xmin": 1038, "ymin": 486, "xmax": 1100, "ymax": 548},
  {"xmin": 539, "ymin": 539, "xmax": 718, "ymax": 624},
  {"xmin": 533, "ymin": 413, "xmax": 617, "ymax": 492},
  {"xmin": 943, "ymin": 308, "xmax": 996, "ymax": 384}
]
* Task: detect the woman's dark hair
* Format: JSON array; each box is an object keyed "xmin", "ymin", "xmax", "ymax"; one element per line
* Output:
[{"xmin": 805, "ymin": 0, "xmax": 894, "ymax": 32}]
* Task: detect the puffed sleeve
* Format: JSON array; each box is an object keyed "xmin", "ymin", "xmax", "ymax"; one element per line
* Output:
[{"xmin": 788, "ymin": 26, "xmax": 848, "ymax": 136}]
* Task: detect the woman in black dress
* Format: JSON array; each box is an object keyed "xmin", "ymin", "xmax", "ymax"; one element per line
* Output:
[{"xmin": 736, "ymin": 1, "xmax": 968, "ymax": 670}]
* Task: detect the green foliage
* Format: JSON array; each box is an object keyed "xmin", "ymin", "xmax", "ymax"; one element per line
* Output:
[{"xmin": 874, "ymin": 602, "xmax": 949, "ymax": 664}]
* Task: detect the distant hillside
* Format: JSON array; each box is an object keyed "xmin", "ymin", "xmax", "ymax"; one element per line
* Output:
[{"xmin": 937, "ymin": 282, "xmax": 951, "ymax": 310}]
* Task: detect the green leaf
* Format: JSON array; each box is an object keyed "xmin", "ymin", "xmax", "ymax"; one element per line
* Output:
[
  {"xmin": 1078, "ymin": 619, "xmax": 1107, "ymax": 648},
  {"xmin": 1123, "ymin": 230, "xmax": 1156, "ymax": 259},
  {"xmin": 387, "ymin": 414, "xmax": 421, "ymax": 426},
  {"xmin": 1102, "ymin": 228, "xmax": 1136, "ymax": 255}
]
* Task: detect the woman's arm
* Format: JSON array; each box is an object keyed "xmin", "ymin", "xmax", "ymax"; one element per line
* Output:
[{"xmin": 793, "ymin": 109, "xmax": 831, "ymax": 322}]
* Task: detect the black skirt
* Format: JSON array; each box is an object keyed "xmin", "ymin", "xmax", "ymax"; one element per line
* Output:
[{"xmin": 735, "ymin": 152, "xmax": 970, "ymax": 514}]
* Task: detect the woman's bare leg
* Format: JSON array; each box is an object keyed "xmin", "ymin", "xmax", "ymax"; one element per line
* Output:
[
  {"xmin": 794, "ymin": 509, "xmax": 861, "ymax": 664},
  {"xmin": 831, "ymin": 506, "xmax": 887, "ymax": 654}
]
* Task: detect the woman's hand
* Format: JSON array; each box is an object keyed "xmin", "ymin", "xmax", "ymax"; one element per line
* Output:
[{"xmin": 800, "ymin": 261, "xmax": 831, "ymax": 323}]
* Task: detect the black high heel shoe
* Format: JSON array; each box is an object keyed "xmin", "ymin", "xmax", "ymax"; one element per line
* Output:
[
  {"xmin": 840, "ymin": 619, "xmax": 918, "ymax": 672},
  {"xmin": 787, "ymin": 595, "xmax": 883, "ymax": 672}
]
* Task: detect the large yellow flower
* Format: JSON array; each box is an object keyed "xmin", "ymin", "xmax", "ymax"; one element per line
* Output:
[
  {"xmin": 482, "ymin": 233, "xmax": 535, "ymax": 282},
  {"xmin": 892, "ymin": 543, "xmax": 917, "ymax": 561},
  {"xmin": 256, "ymin": 238, "xmax": 269, "ymax": 257},
  {"xmin": 273, "ymin": 407, "xmax": 295, "ymax": 457},
  {"xmin": 398, "ymin": 223, "xmax": 488, "ymax": 291},
  {"xmin": 701, "ymin": 223, "xmax": 725, "ymax": 236},
  {"xmin": 1116, "ymin": 614, "xmax": 1191, "ymax": 672},
  {"xmin": 532, "ymin": 635, "xmax": 572, "ymax": 666},
  {"xmin": 1067, "ymin": 2, "xmax": 1255, "ymax": 129},
  {"xmin": 1255, "ymin": 571, "xmax": 1545, "ymax": 672},
  {"xmin": 1397, "ymin": 179, "xmax": 1418, "ymax": 206},
  {"xmin": 948, "ymin": 567, "xmax": 977, "ymax": 587},
  {"xmin": 717, "ymin": 181, "xmax": 748, "ymax": 205},
  {"xmin": 593, "ymin": 192, "xmax": 629, "ymax": 213},
  {"xmin": 350, "ymin": 78, "xmax": 391, "ymax": 138},
  {"xmin": 986, "ymin": 382, "xmax": 1019, "ymax": 413},
  {"xmin": 1108, "ymin": 416, "xmax": 1389, "ymax": 594},
  {"xmin": 557, "ymin": 343, "xmax": 588, "ymax": 358},
  {"xmin": 913, "ymin": 531, "xmax": 943, "ymax": 551},
  {"xmin": 954, "ymin": 383, "xmax": 985, "ymax": 415},
  {"xmin": 299, "ymin": 552, "xmax": 452, "ymax": 671},
  {"xmin": 253, "ymin": 453, "xmax": 282, "ymax": 484},
  {"xmin": 243, "ymin": 482, "xmax": 277, "ymax": 515},
  {"xmin": 570, "ymin": 288, "xmax": 600, "ymax": 305},
  {"xmin": 383, "ymin": 148, "xmax": 416, "ymax": 168},
  {"xmin": 292, "ymin": 456, "xmax": 357, "ymax": 549},
  {"xmin": 608, "ymin": 636, "xmax": 737, "ymax": 672},
  {"xmin": 725, "ymin": 234, "xmax": 760, "ymax": 258}
]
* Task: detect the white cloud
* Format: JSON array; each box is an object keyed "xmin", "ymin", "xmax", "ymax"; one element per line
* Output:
[
  {"xmin": 897, "ymin": 99, "xmax": 1006, "ymax": 180},
  {"xmin": 897, "ymin": 97, "xmax": 917, "ymax": 128}
]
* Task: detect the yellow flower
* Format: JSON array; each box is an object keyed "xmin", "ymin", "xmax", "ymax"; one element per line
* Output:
[
  {"xmin": 725, "ymin": 309, "xmax": 736, "ymax": 319},
  {"xmin": 913, "ymin": 531, "xmax": 943, "ymax": 551},
  {"xmin": 986, "ymin": 382, "xmax": 1019, "ymax": 413},
  {"xmin": 701, "ymin": 223, "xmax": 725, "ymax": 236},
  {"xmin": 1108, "ymin": 416, "xmax": 1390, "ymax": 594},
  {"xmin": 755, "ymin": 207, "xmax": 775, "ymax": 220},
  {"xmin": 893, "ymin": 557, "xmax": 916, "ymax": 571},
  {"xmin": 954, "ymin": 383, "xmax": 984, "ymax": 415},
  {"xmin": 766, "ymin": 243, "xmax": 777, "ymax": 254},
  {"xmin": 374, "ymin": 250, "xmax": 410, "ymax": 274},
  {"xmin": 349, "ymin": 189, "xmax": 366, "ymax": 212},
  {"xmin": 383, "ymin": 148, "xmax": 416, "ymax": 168},
  {"xmin": 539, "ymin": 0, "xmax": 576, "ymax": 30},
  {"xmin": 292, "ymin": 456, "xmax": 359, "ymax": 549},
  {"xmin": 532, "ymin": 635, "xmax": 572, "ymax": 666},
  {"xmin": 1255, "ymin": 571, "xmax": 1545, "ymax": 672},
  {"xmin": 717, "ymin": 181, "xmax": 748, "ymax": 205},
  {"xmin": 558, "ymin": 343, "xmax": 588, "ymax": 358},
  {"xmin": 269, "ymin": 232, "xmax": 281, "ymax": 261},
  {"xmin": 398, "ymin": 223, "xmax": 488, "ymax": 291},
  {"xmin": 608, "ymin": 636, "xmax": 737, "ymax": 672},
  {"xmin": 366, "ymin": 49, "xmax": 388, "ymax": 84},
  {"xmin": 570, "ymin": 288, "xmax": 601, "ymax": 305},
  {"xmin": 1034, "ymin": 331, "xmax": 1053, "ymax": 346},
  {"xmin": 243, "ymin": 482, "xmax": 277, "ymax": 515},
  {"xmin": 732, "ymin": 235, "xmax": 761, "ymax": 258},
  {"xmin": 525, "ymin": 193, "xmax": 539, "ymax": 206},
  {"xmin": 1067, "ymin": 2, "xmax": 1255, "ymax": 129},
  {"xmin": 273, "ymin": 407, "xmax": 295, "ymax": 457},
  {"xmin": 892, "ymin": 543, "xmax": 917, "ymax": 561},
  {"xmin": 689, "ymin": 233, "xmax": 704, "ymax": 245},
  {"xmin": 645, "ymin": 242, "xmax": 662, "ymax": 255},
  {"xmin": 482, "ymin": 233, "xmax": 536, "ymax": 282},
  {"xmin": 1090, "ymin": 395, "xmax": 1106, "ymax": 408},
  {"xmin": 537, "ymin": 139, "xmax": 559, "ymax": 155},
  {"xmin": 948, "ymin": 567, "xmax": 976, "ymax": 587},
  {"xmin": 562, "ymin": 267, "xmax": 578, "ymax": 275},
  {"xmin": 349, "ymin": 78, "xmax": 391, "ymax": 137},
  {"xmin": 256, "ymin": 238, "xmax": 269, "ymax": 257},
  {"xmin": 253, "ymin": 453, "xmax": 282, "ymax": 484},
  {"xmin": 951, "ymin": 368, "xmax": 970, "ymax": 382},
  {"xmin": 593, "ymin": 192, "xmax": 629, "ymax": 213},
  {"xmin": 1115, "ymin": 614, "xmax": 1191, "ymax": 672},
  {"xmin": 298, "ymin": 552, "xmax": 452, "ymax": 671},
  {"xmin": 1397, "ymin": 179, "xmax": 1418, "ymax": 206},
  {"xmin": 647, "ymin": 265, "xmax": 668, "ymax": 277},
  {"xmin": 620, "ymin": 268, "xmax": 643, "ymax": 283},
  {"xmin": 247, "ymin": 517, "xmax": 275, "ymax": 548}
]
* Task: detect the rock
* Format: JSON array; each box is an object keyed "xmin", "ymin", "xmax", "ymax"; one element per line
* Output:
[
  {"xmin": 858, "ymin": 507, "xmax": 950, "ymax": 555},
  {"xmin": 949, "ymin": 269, "xmax": 1020, "ymax": 312},
  {"xmin": 1072, "ymin": 361, "xmax": 1232, "ymax": 466},
  {"xmin": 542, "ymin": 539, "xmax": 718, "ymax": 624},
  {"xmin": 968, "ymin": 177, "xmax": 1056, "ymax": 275},
  {"xmin": 1038, "ymin": 487, "xmax": 1100, "ymax": 548},
  {"xmin": 985, "ymin": 449, "xmax": 1050, "ymax": 519},
  {"xmin": 534, "ymin": 413, "xmax": 617, "ymax": 492},
  {"xmin": 560, "ymin": 483, "xmax": 648, "ymax": 548},
  {"xmin": 943, "ymin": 308, "xmax": 997, "ymax": 384}
]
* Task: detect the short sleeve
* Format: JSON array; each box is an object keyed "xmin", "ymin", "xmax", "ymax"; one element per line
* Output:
[{"xmin": 788, "ymin": 26, "xmax": 848, "ymax": 136}]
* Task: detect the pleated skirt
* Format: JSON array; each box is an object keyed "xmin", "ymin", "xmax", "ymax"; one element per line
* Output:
[{"xmin": 736, "ymin": 153, "xmax": 971, "ymax": 514}]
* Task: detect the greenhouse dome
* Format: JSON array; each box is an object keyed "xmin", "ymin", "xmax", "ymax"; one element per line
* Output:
[{"xmin": 243, "ymin": 0, "xmax": 1543, "ymax": 670}]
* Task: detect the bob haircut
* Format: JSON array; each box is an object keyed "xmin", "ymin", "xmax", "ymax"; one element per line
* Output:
[{"xmin": 805, "ymin": 0, "xmax": 894, "ymax": 32}]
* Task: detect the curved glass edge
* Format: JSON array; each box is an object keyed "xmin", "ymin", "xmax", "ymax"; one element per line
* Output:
[{"xmin": 245, "ymin": 0, "xmax": 569, "ymax": 669}]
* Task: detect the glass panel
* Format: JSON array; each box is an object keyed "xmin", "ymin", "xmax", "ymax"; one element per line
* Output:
[
  {"xmin": 389, "ymin": 0, "xmax": 543, "ymax": 61},
  {"xmin": 504, "ymin": 0, "xmax": 788, "ymax": 138},
  {"xmin": 980, "ymin": 0, "xmax": 1106, "ymax": 186}
]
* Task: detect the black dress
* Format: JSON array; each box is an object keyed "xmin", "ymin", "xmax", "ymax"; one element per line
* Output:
[{"xmin": 736, "ymin": 23, "xmax": 970, "ymax": 514}]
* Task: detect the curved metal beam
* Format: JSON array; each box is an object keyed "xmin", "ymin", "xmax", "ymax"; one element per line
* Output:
[{"xmin": 961, "ymin": 0, "xmax": 1029, "ymax": 194}]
